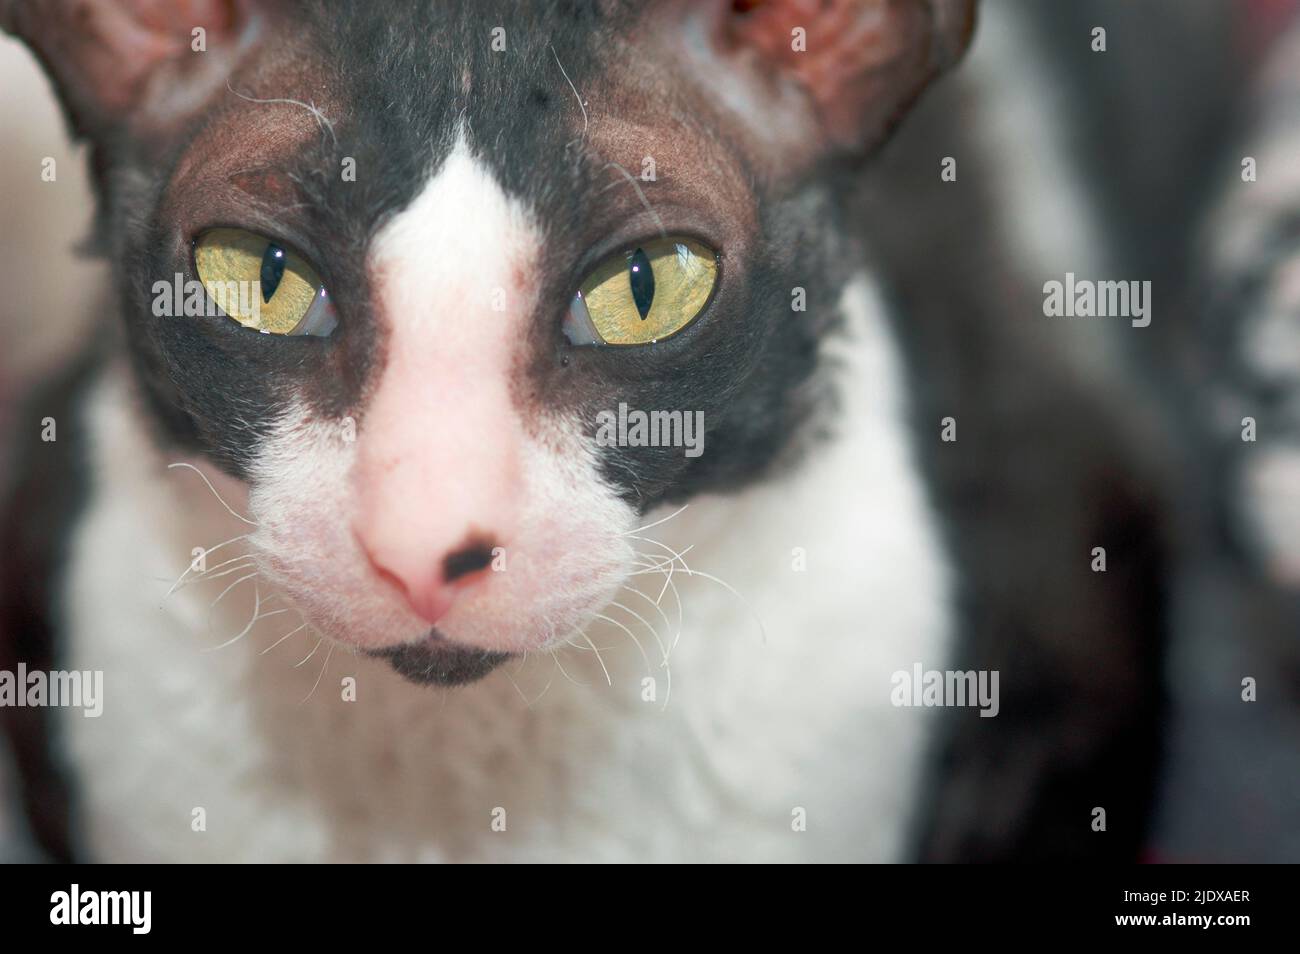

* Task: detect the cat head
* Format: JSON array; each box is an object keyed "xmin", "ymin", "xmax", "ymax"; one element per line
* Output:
[{"xmin": 4, "ymin": 0, "xmax": 974, "ymax": 683}]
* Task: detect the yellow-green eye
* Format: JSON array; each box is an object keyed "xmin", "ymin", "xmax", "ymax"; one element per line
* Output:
[
  {"xmin": 564, "ymin": 237, "xmax": 718, "ymax": 346},
  {"xmin": 194, "ymin": 228, "xmax": 337, "ymax": 337}
]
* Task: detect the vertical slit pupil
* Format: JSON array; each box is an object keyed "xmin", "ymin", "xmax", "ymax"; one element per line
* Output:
[
  {"xmin": 260, "ymin": 244, "xmax": 287, "ymax": 302},
  {"xmin": 629, "ymin": 247, "xmax": 654, "ymax": 319}
]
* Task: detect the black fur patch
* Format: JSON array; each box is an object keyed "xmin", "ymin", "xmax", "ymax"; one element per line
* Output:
[
  {"xmin": 857, "ymin": 58, "xmax": 1173, "ymax": 862},
  {"xmin": 368, "ymin": 636, "xmax": 509, "ymax": 687}
]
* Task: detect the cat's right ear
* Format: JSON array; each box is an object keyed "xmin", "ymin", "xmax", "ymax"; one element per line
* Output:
[
  {"xmin": 670, "ymin": 0, "xmax": 977, "ymax": 178},
  {"xmin": 0, "ymin": 0, "xmax": 260, "ymax": 145}
]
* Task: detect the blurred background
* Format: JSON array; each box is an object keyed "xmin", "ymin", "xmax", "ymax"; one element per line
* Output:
[
  {"xmin": 856, "ymin": 0, "xmax": 1300, "ymax": 860},
  {"xmin": 1, "ymin": 0, "xmax": 1296, "ymax": 861},
  {"xmin": 0, "ymin": 21, "xmax": 106, "ymax": 862}
]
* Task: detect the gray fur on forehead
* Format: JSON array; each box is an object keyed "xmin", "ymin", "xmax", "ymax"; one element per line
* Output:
[{"xmin": 306, "ymin": 6, "xmax": 647, "ymax": 135}]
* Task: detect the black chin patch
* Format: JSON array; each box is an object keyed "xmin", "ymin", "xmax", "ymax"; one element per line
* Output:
[{"xmin": 369, "ymin": 634, "xmax": 510, "ymax": 687}]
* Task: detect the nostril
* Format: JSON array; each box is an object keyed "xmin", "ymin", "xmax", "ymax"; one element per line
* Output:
[{"xmin": 443, "ymin": 540, "xmax": 496, "ymax": 583}]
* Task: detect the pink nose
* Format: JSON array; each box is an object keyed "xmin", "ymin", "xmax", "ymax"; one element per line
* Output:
[
  {"xmin": 359, "ymin": 533, "xmax": 498, "ymax": 624},
  {"xmin": 351, "ymin": 237, "xmax": 525, "ymax": 632}
]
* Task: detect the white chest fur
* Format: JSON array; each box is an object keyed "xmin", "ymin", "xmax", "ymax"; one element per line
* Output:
[{"xmin": 54, "ymin": 275, "xmax": 952, "ymax": 862}]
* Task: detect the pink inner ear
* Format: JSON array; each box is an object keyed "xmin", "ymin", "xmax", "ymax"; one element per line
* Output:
[
  {"xmin": 727, "ymin": 0, "xmax": 881, "ymax": 67},
  {"xmin": 13, "ymin": 0, "xmax": 242, "ymax": 120},
  {"xmin": 129, "ymin": 0, "xmax": 237, "ymax": 32},
  {"xmin": 93, "ymin": 0, "xmax": 241, "ymax": 113},
  {"xmin": 720, "ymin": 0, "xmax": 955, "ymax": 151}
]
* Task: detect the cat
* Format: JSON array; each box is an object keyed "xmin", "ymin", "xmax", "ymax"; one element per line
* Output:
[{"xmin": 0, "ymin": 0, "xmax": 1174, "ymax": 862}]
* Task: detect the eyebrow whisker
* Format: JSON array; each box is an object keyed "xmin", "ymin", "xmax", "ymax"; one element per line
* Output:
[
  {"xmin": 551, "ymin": 44, "xmax": 589, "ymax": 149},
  {"xmin": 226, "ymin": 80, "xmax": 339, "ymax": 148},
  {"xmin": 601, "ymin": 162, "xmax": 667, "ymax": 238}
]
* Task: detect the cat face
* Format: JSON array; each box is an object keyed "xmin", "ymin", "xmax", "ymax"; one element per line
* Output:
[{"xmin": 6, "ymin": 0, "xmax": 974, "ymax": 683}]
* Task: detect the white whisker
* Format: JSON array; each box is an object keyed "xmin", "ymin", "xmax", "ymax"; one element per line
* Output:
[
  {"xmin": 632, "ymin": 557, "xmax": 686, "ymax": 658},
  {"xmin": 549, "ymin": 648, "xmax": 588, "ymax": 688},
  {"xmin": 504, "ymin": 664, "xmax": 555, "ymax": 708},
  {"xmin": 551, "ymin": 45, "xmax": 588, "ymax": 137},
  {"xmin": 662, "ymin": 572, "xmax": 686, "ymax": 656},
  {"xmin": 576, "ymin": 631, "xmax": 612, "ymax": 686},
  {"xmin": 655, "ymin": 551, "xmax": 678, "ymax": 606},
  {"xmin": 618, "ymin": 585, "xmax": 673, "ymax": 649},
  {"xmin": 165, "ymin": 532, "xmax": 253, "ymax": 593},
  {"xmin": 294, "ymin": 638, "xmax": 324, "ymax": 668},
  {"xmin": 300, "ymin": 644, "xmax": 335, "ymax": 704},
  {"xmin": 628, "ymin": 543, "xmax": 695, "ymax": 576},
  {"xmin": 208, "ymin": 572, "xmax": 258, "ymax": 614},
  {"xmin": 503, "ymin": 667, "xmax": 533, "ymax": 706},
  {"xmin": 166, "ymin": 462, "xmax": 257, "ymax": 526},
  {"xmin": 627, "ymin": 534, "xmax": 695, "ymax": 575},
  {"xmin": 592, "ymin": 612, "xmax": 651, "ymax": 680},
  {"xmin": 261, "ymin": 620, "xmax": 309, "ymax": 655},
  {"xmin": 607, "ymin": 601, "xmax": 666, "ymax": 666},
  {"xmin": 620, "ymin": 503, "xmax": 690, "ymax": 538},
  {"xmin": 172, "ymin": 558, "xmax": 259, "ymax": 595},
  {"xmin": 203, "ymin": 608, "xmax": 290, "ymax": 652}
]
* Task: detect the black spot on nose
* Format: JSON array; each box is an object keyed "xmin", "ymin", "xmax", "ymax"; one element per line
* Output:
[{"xmin": 443, "ymin": 540, "xmax": 495, "ymax": 583}]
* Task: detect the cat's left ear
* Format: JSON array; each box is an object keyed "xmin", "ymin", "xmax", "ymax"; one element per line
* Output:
[
  {"xmin": 677, "ymin": 0, "xmax": 976, "ymax": 172},
  {"xmin": 0, "ymin": 0, "xmax": 259, "ymax": 143}
]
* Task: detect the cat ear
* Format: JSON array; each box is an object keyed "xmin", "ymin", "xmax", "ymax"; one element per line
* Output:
[
  {"xmin": 0, "ymin": 0, "xmax": 256, "ymax": 140},
  {"xmin": 688, "ymin": 0, "xmax": 976, "ymax": 170}
]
